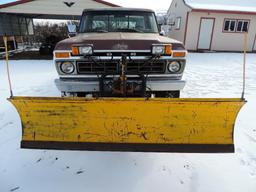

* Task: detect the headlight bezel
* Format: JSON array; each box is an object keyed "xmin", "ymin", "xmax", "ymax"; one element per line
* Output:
[
  {"xmin": 79, "ymin": 46, "xmax": 93, "ymax": 55},
  {"xmin": 167, "ymin": 61, "xmax": 182, "ymax": 73},
  {"xmin": 151, "ymin": 44, "xmax": 172, "ymax": 55},
  {"xmin": 152, "ymin": 45, "xmax": 165, "ymax": 55},
  {"xmin": 60, "ymin": 61, "xmax": 75, "ymax": 74},
  {"xmin": 72, "ymin": 44, "xmax": 94, "ymax": 56}
]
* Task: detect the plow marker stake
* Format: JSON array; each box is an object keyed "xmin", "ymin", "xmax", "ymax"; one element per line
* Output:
[{"xmin": 9, "ymin": 97, "xmax": 245, "ymax": 153}]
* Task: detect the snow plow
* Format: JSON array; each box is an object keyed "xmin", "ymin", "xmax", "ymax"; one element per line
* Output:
[
  {"xmin": 9, "ymin": 97, "xmax": 245, "ymax": 153},
  {"xmin": 5, "ymin": 8, "xmax": 247, "ymax": 153}
]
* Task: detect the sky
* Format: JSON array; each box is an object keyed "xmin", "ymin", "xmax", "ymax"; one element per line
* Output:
[
  {"xmin": 108, "ymin": 0, "xmax": 171, "ymax": 11},
  {"xmin": 0, "ymin": 0, "xmax": 172, "ymax": 11}
]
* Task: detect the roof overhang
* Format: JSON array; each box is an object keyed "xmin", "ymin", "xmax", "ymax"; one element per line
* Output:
[
  {"xmin": 0, "ymin": 0, "xmax": 121, "ymax": 20},
  {"xmin": 183, "ymin": 0, "xmax": 256, "ymax": 15},
  {"xmin": 0, "ymin": 0, "xmax": 120, "ymax": 9}
]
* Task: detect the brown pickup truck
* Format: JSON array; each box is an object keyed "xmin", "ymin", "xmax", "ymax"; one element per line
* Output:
[{"xmin": 54, "ymin": 8, "xmax": 186, "ymax": 98}]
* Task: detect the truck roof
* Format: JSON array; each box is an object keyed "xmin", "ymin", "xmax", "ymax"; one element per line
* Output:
[{"xmin": 83, "ymin": 7, "xmax": 155, "ymax": 13}]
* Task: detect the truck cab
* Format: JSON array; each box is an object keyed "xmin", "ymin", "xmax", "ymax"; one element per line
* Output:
[{"xmin": 54, "ymin": 8, "xmax": 186, "ymax": 98}]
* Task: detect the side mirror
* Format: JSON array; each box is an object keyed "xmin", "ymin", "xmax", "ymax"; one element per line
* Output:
[
  {"xmin": 160, "ymin": 30, "xmax": 166, "ymax": 36},
  {"xmin": 67, "ymin": 24, "xmax": 77, "ymax": 37}
]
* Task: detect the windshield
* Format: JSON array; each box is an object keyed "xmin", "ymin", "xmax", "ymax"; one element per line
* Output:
[{"xmin": 79, "ymin": 11, "xmax": 159, "ymax": 33}]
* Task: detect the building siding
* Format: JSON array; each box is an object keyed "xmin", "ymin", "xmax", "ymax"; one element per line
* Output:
[
  {"xmin": 186, "ymin": 12, "xmax": 256, "ymax": 51},
  {"xmin": 167, "ymin": 1, "xmax": 256, "ymax": 52},
  {"xmin": 166, "ymin": 0, "xmax": 191, "ymax": 44}
]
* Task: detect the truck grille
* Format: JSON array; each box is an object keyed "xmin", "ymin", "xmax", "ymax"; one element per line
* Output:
[
  {"xmin": 126, "ymin": 60, "xmax": 166, "ymax": 74},
  {"xmin": 77, "ymin": 60, "xmax": 119, "ymax": 74},
  {"xmin": 77, "ymin": 60, "xmax": 166, "ymax": 74}
]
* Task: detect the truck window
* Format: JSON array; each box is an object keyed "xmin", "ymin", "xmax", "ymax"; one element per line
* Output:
[{"xmin": 80, "ymin": 11, "xmax": 159, "ymax": 33}]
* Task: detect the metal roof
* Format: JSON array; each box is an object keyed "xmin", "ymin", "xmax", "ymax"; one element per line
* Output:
[
  {"xmin": 184, "ymin": 0, "xmax": 256, "ymax": 14},
  {"xmin": 0, "ymin": 0, "xmax": 120, "ymax": 9},
  {"xmin": 0, "ymin": 0, "xmax": 121, "ymax": 20}
]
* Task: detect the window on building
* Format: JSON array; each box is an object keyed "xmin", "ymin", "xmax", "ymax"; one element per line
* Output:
[
  {"xmin": 223, "ymin": 19, "xmax": 249, "ymax": 33},
  {"xmin": 236, "ymin": 20, "xmax": 249, "ymax": 32},
  {"xmin": 176, "ymin": 17, "xmax": 181, "ymax": 30},
  {"xmin": 224, "ymin": 19, "xmax": 236, "ymax": 32}
]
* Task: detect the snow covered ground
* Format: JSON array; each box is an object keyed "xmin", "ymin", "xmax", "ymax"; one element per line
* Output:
[{"xmin": 0, "ymin": 53, "xmax": 256, "ymax": 192}]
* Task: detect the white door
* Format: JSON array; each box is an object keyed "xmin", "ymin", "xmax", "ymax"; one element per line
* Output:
[{"xmin": 198, "ymin": 18, "xmax": 215, "ymax": 50}]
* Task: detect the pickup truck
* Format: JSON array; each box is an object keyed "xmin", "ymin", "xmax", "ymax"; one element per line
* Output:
[{"xmin": 54, "ymin": 8, "xmax": 186, "ymax": 98}]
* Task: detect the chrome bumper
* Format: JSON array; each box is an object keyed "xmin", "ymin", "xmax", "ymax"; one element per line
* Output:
[{"xmin": 55, "ymin": 78, "xmax": 186, "ymax": 93}]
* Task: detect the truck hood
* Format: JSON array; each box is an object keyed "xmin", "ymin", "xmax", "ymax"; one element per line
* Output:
[{"xmin": 55, "ymin": 33, "xmax": 185, "ymax": 51}]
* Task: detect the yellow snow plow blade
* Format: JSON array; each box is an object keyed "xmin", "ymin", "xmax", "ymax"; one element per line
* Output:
[{"xmin": 9, "ymin": 97, "xmax": 245, "ymax": 153}]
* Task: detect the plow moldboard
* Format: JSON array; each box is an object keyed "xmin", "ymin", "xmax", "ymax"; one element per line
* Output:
[{"xmin": 9, "ymin": 97, "xmax": 245, "ymax": 153}]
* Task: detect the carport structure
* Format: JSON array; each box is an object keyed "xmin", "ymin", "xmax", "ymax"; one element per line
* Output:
[{"xmin": 0, "ymin": 0, "xmax": 120, "ymax": 50}]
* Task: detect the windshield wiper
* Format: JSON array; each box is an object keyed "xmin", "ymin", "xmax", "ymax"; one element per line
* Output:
[
  {"xmin": 116, "ymin": 28, "xmax": 143, "ymax": 33},
  {"xmin": 86, "ymin": 29, "xmax": 108, "ymax": 33},
  {"xmin": 95, "ymin": 30, "xmax": 108, "ymax": 33}
]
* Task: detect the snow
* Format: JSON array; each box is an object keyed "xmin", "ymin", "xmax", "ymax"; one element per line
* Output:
[
  {"xmin": 185, "ymin": 0, "xmax": 256, "ymax": 13},
  {"xmin": 1, "ymin": 53, "xmax": 256, "ymax": 192}
]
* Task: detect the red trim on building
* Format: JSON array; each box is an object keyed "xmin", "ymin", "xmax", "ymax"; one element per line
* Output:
[
  {"xmin": 0, "ymin": 0, "xmax": 34, "ymax": 9},
  {"xmin": 0, "ymin": 0, "xmax": 120, "ymax": 9},
  {"xmin": 192, "ymin": 9, "xmax": 256, "ymax": 15}
]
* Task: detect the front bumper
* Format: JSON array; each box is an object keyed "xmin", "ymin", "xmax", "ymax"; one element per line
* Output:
[{"xmin": 55, "ymin": 77, "xmax": 186, "ymax": 93}]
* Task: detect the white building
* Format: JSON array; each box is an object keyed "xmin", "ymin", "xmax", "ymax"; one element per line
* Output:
[
  {"xmin": 166, "ymin": 0, "xmax": 256, "ymax": 52},
  {"xmin": 0, "ymin": 0, "xmax": 119, "ymax": 36},
  {"xmin": 0, "ymin": 0, "xmax": 119, "ymax": 49}
]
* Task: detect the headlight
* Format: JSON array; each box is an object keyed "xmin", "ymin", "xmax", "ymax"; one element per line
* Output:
[
  {"xmin": 152, "ymin": 44, "xmax": 172, "ymax": 55},
  {"xmin": 168, "ymin": 61, "xmax": 181, "ymax": 73},
  {"xmin": 152, "ymin": 45, "xmax": 165, "ymax": 55},
  {"xmin": 79, "ymin": 46, "xmax": 93, "ymax": 55},
  {"xmin": 60, "ymin": 61, "xmax": 75, "ymax": 74}
]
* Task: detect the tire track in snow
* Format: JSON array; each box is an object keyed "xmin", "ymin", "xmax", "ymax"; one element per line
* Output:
[{"xmin": 0, "ymin": 122, "xmax": 13, "ymax": 130}]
